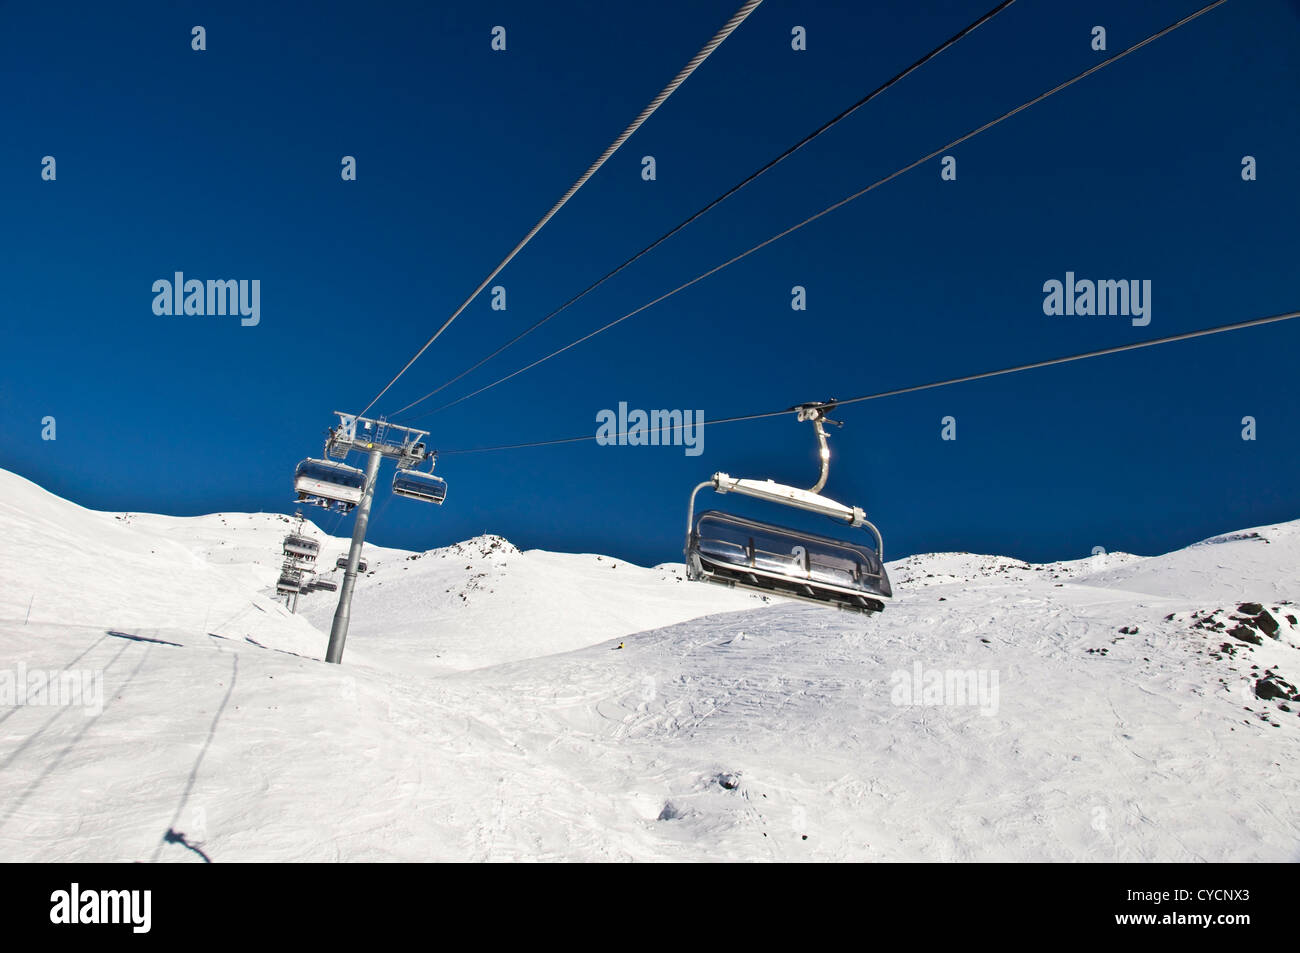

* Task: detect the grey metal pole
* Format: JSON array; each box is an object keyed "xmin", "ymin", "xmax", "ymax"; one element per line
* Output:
[
  {"xmin": 326, "ymin": 448, "xmax": 381, "ymax": 664},
  {"xmin": 291, "ymin": 591, "xmax": 299, "ymax": 614}
]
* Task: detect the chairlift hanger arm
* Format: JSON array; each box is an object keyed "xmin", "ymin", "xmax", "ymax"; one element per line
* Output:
[{"xmin": 792, "ymin": 400, "xmax": 843, "ymax": 494}]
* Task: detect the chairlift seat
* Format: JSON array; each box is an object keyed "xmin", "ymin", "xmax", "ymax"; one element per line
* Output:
[
  {"xmin": 391, "ymin": 469, "xmax": 447, "ymax": 505},
  {"xmin": 283, "ymin": 534, "xmax": 319, "ymax": 558},
  {"xmin": 294, "ymin": 458, "xmax": 366, "ymax": 508},
  {"xmin": 689, "ymin": 510, "xmax": 891, "ymax": 613},
  {"xmin": 684, "ymin": 405, "xmax": 892, "ymax": 615}
]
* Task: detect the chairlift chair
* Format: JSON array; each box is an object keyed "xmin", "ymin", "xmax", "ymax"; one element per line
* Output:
[
  {"xmin": 311, "ymin": 579, "xmax": 338, "ymax": 592},
  {"xmin": 293, "ymin": 458, "xmax": 366, "ymax": 510},
  {"xmin": 392, "ymin": 459, "xmax": 447, "ymax": 505},
  {"xmin": 685, "ymin": 402, "xmax": 892, "ymax": 614},
  {"xmin": 276, "ymin": 569, "xmax": 303, "ymax": 594},
  {"xmin": 282, "ymin": 534, "xmax": 319, "ymax": 560},
  {"xmin": 336, "ymin": 556, "xmax": 368, "ymax": 573}
]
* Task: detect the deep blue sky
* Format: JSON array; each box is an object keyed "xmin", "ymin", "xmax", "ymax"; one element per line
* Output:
[{"xmin": 3, "ymin": 0, "xmax": 1297, "ymax": 567}]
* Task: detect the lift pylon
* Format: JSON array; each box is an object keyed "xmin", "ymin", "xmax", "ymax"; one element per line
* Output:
[{"xmin": 299, "ymin": 413, "xmax": 445, "ymax": 664}]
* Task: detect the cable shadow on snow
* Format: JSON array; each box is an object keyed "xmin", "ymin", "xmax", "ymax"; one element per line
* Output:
[
  {"xmin": 0, "ymin": 630, "xmax": 112, "ymax": 730},
  {"xmin": 107, "ymin": 630, "xmax": 183, "ymax": 648},
  {"xmin": 242, "ymin": 636, "xmax": 314, "ymax": 661},
  {"xmin": 0, "ymin": 641, "xmax": 153, "ymax": 837},
  {"xmin": 0, "ymin": 640, "xmax": 132, "ymax": 772},
  {"xmin": 150, "ymin": 653, "xmax": 238, "ymax": 863}
]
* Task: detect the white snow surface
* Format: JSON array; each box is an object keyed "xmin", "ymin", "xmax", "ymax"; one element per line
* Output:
[{"xmin": 1, "ymin": 467, "xmax": 1298, "ymax": 862}]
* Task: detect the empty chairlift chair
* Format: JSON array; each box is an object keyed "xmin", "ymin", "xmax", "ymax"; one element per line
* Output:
[
  {"xmin": 282, "ymin": 533, "xmax": 319, "ymax": 567},
  {"xmin": 336, "ymin": 556, "xmax": 367, "ymax": 573},
  {"xmin": 294, "ymin": 458, "xmax": 367, "ymax": 511},
  {"xmin": 392, "ymin": 466, "xmax": 447, "ymax": 505},
  {"xmin": 685, "ymin": 402, "xmax": 892, "ymax": 614},
  {"xmin": 276, "ymin": 568, "xmax": 303, "ymax": 594}
]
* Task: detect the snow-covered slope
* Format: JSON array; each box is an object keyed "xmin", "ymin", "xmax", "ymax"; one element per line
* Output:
[
  {"xmin": 0, "ymin": 468, "xmax": 760, "ymax": 669},
  {"xmin": 0, "ymin": 471, "xmax": 326, "ymax": 658},
  {"xmin": 1, "ymin": 467, "xmax": 1298, "ymax": 862},
  {"xmin": 296, "ymin": 535, "xmax": 765, "ymax": 674},
  {"xmin": 1069, "ymin": 522, "xmax": 1300, "ymax": 603}
]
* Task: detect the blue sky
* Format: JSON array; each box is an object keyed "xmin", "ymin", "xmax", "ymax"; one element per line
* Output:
[{"xmin": 2, "ymin": 0, "xmax": 1297, "ymax": 568}]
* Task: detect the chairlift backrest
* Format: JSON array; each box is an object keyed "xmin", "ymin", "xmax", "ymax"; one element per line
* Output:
[
  {"xmin": 695, "ymin": 510, "xmax": 888, "ymax": 588},
  {"xmin": 294, "ymin": 458, "xmax": 367, "ymax": 507},
  {"xmin": 392, "ymin": 469, "xmax": 447, "ymax": 505},
  {"xmin": 688, "ymin": 506, "xmax": 890, "ymax": 614},
  {"xmin": 683, "ymin": 404, "xmax": 891, "ymax": 614},
  {"xmin": 282, "ymin": 534, "xmax": 319, "ymax": 558}
]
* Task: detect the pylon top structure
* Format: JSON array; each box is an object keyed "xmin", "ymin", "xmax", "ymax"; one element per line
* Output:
[{"xmin": 326, "ymin": 412, "xmax": 429, "ymax": 467}]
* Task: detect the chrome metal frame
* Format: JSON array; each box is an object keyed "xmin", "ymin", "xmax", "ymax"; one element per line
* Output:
[{"xmin": 684, "ymin": 402, "xmax": 890, "ymax": 613}]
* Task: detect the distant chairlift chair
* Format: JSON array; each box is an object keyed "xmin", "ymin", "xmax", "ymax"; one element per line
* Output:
[
  {"xmin": 685, "ymin": 402, "xmax": 892, "ymax": 614},
  {"xmin": 282, "ymin": 534, "xmax": 319, "ymax": 558},
  {"xmin": 282, "ymin": 534, "xmax": 319, "ymax": 571}
]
